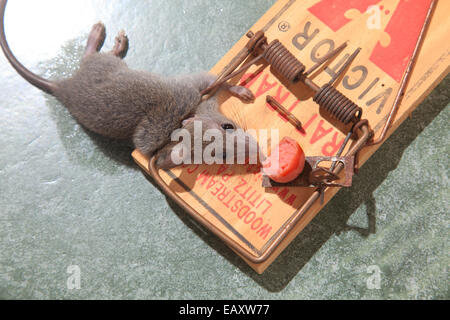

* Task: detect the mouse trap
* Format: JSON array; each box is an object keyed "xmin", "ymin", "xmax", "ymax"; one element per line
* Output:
[{"xmin": 133, "ymin": 0, "xmax": 449, "ymax": 274}]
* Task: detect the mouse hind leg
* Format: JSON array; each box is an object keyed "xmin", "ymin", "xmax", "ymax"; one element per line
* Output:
[
  {"xmin": 83, "ymin": 22, "xmax": 106, "ymax": 59},
  {"xmin": 111, "ymin": 31, "xmax": 129, "ymax": 59}
]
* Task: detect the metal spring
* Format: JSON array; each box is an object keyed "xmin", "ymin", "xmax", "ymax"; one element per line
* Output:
[
  {"xmin": 314, "ymin": 84, "xmax": 362, "ymax": 125},
  {"xmin": 263, "ymin": 40, "xmax": 305, "ymax": 83}
]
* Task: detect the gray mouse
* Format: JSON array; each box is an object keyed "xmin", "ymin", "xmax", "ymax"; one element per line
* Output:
[{"xmin": 0, "ymin": 0, "xmax": 255, "ymax": 168}]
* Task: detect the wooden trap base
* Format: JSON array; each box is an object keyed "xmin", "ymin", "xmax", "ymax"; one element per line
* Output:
[{"xmin": 133, "ymin": 0, "xmax": 450, "ymax": 274}]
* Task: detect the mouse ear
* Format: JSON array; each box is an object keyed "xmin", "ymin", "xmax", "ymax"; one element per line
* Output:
[
  {"xmin": 155, "ymin": 148, "xmax": 176, "ymax": 169},
  {"xmin": 182, "ymin": 115, "xmax": 204, "ymax": 127},
  {"xmin": 182, "ymin": 117, "xmax": 195, "ymax": 127},
  {"xmin": 155, "ymin": 141, "xmax": 188, "ymax": 169}
]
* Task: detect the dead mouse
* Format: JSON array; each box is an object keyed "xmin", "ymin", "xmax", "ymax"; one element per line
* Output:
[
  {"xmin": 154, "ymin": 93, "xmax": 260, "ymax": 168},
  {"xmin": 0, "ymin": 0, "xmax": 255, "ymax": 168}
]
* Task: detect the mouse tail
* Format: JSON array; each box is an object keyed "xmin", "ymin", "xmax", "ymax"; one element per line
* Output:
[{"xmin": 0, "ymin": 0, "xmax": 56, "ymax": 94}]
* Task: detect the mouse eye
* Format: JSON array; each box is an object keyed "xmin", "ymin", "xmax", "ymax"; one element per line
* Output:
[{"xmin": 221, "ymin": 123, "xmax": 235, "ymax": 130}]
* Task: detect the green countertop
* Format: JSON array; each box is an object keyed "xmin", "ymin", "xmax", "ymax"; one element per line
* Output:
[{"xmin": 0, "ymin": 0, "xmax": 448, "ymax": 299}]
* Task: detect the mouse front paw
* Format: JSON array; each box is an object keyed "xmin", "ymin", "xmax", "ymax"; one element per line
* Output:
[{"xmin": 229, "ymin": 86, "xmax": 255, "ymax": 103}]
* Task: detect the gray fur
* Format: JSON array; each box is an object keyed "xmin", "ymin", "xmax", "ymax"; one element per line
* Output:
[
  {"xmin": 52, "ymin": 42, "xmax": 255, "ymax": 167},
  {"xmin": 0, "ymin": 12, "xmax": 256, "ymax": 168},
  {"xmin": 54, "ymin": 53, "xmax": 211, "ymax": 156}
]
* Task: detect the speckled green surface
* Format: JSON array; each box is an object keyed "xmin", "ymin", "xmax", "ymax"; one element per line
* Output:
[{"xmin": 0, "ymin": 0, "xmax": 448, "ymax": 300}]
